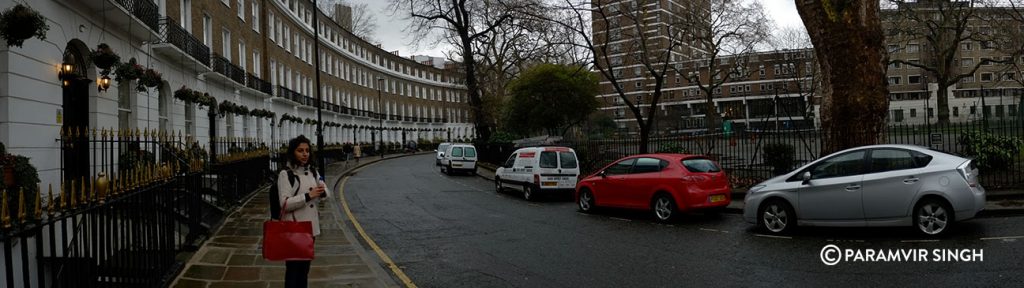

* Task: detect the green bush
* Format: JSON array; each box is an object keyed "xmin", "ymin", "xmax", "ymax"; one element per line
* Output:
[
  {"xmin": 658, "ymin": 142, "xmax": 691, "ymax": 154},
  {"xmin": 763, "ymin": 143, "xmax": 795, "ymax": 175},
  {"xmin": 961, "ymin": 131, "xmax": 1024, "ymax": 170}
]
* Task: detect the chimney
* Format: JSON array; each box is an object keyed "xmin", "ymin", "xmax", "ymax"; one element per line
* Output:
[{"xmin": 333, "ymin": 4, "xmax": 353, "ymax": 31}]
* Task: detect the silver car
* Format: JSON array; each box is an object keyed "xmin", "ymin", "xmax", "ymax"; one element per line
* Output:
[{"xmin": 743, "ymin": 144, "xmax": 985, "ymax": 236}]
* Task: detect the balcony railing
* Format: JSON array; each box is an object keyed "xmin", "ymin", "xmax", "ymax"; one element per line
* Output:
[
  {"xmin": 115, "ymin": 0, "xmax": 160, "ymax": 32},
  {"xmin": 211, "ymin": 55, "xmax": 246, "ymax": 85},
  {"xmin": 276, "ymin": 86, "xmax": 306, "ymax": 104},
  {"xmin": 158, "ymin": 17, "xmax": 211, "ymax": 67},
  {"xmin": 246, "ymin": 73, "xmax": 273, "ymax": 95}
]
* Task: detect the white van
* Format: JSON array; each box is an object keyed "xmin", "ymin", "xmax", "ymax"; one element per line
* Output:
[
  {"xmin": 494, "ymin": 146, "xmax": 580, "ymax": 201},
  {"xmin": 435, "ymin": 142, "xmax": 452, "ymax": 165},
  {"xmin": 440, "ymin": 143, "xmax": 478, "ymax": 175}
]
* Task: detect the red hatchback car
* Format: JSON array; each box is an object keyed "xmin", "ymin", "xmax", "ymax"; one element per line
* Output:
[{"xmin": 575, "ymin": 154, "xmax": 731, "ymax": 222}]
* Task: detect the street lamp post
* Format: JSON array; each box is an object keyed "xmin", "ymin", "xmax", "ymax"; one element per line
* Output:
[
  {"xmin": 312, "ymin": 0, "xmax": 326, "ymax": 174},
  {"xmin": 924, "ymin": 75, "xmax": 930, "ymax": 137},
  {"xmin": 377, "ymin": 78, "xmax": 384, "ymax": 159}
]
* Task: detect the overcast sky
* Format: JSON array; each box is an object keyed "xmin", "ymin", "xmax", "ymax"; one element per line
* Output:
[{"xmin": 348, "ymin": 0, "xmax": 807, "ymax": 59}]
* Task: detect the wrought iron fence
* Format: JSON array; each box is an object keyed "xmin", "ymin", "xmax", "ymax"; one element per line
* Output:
[
  {"xmin": 114, "ymin": 0, "xmax": 160, "ymax": 32},
  {"xmin": 211, "ymin": 55, "xmax": 246, "ymax": 85},
  {"xmin": 0, "ymin": 127, "xmax": 220, "ymax": 287},
  {"xmin": 245, "ymin": 73, "xmax": 272, "ymax": 95},
  {"xmin": 158, "ymin": 17, "xmax": 211, "ymax": 67},
  {"xmin": 276, "ymin": 85, "xmax": 305, "ymax": 104}
]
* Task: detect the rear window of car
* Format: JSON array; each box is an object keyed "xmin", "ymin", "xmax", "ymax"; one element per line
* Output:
[
  {"xmin": 540, "ymin": 151, "xmax": 558, "ymax": 168},
  {"xmin": 450, "ymin": 147, "xmax": 463, "ymax": 157},
  {"xmin": 464, "ymin": 147, "xmax": 477, "ymax": 157},
  {"xmin": 682, "ymin": 158, "xmax": 721, "ymax": 173},
  {"xmin": 559, "ymin": 152, "xmax": 578, "ymax": 169}
]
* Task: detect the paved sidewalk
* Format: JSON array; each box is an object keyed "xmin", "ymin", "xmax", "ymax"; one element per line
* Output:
[{"xmin": 172, "ymin": 155, "xmax": 417, "ymax": 288}]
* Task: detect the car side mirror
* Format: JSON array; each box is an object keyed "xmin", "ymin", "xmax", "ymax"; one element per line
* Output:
[{"xmin": 801, "ymin": 171, "xmax": 812, "ymax": 185}]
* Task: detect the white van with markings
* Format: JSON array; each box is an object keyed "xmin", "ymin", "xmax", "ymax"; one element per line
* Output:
[
  {"xmin": 494, "ymin": 146, "xmax": 580, "ymax": 201},
  {"xmin": 440, "ymin": 143, "xmax": 478, "ymax": 175}
]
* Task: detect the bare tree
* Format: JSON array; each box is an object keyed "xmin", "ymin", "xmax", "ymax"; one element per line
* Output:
[
  {"xmin": 796, "ymin": 0, "xmax": 889, "ymax": 154},
  {"xmin": 541, "ymin": 0, "xmax": 696, "ymax": 153},
  {"xmin": 389, "ymin": 0, "xmax": 541, "ymax": 141},
  {"xmin": 674, "ymin": 0, "xmax": 772, "ymax": 134},
  {"xmin": 318, "ymin": 0, "xmax": 379, "ymax": 43},
  {"xmin": 884, "ymin": 0, "xmax": 1005, "ymax": 125},
  {"xmin": 771, "ymin": 26, "xmax": 814, "ymax": 51},
  {"xmin": 996, "ymin": 1, "xmax": 1024, "ymax": 121}
]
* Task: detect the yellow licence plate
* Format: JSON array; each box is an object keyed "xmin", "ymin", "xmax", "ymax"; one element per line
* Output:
[
  {"xmin": 709, "ymin": 195, "xmax": 726, "ymax": 202},
  {"xmin": 542, "ymin": 181, "xmax": 558, "ymax": 187}
]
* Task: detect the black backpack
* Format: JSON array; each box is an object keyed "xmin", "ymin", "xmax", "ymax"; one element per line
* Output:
[{"xmin": 268, "ymin": 167, "xmax": 319, "ymax": 220}]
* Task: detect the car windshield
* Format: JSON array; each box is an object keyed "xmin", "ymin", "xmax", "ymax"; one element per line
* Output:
[{"xmin": 439, "ymin": 144, "xmax": 450, "ymax": 151}]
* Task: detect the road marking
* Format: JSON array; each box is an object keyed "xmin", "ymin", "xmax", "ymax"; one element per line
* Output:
[
  {"xmin": 752, "ymin": 234, "xmax": 792, "ymax": 239},
  {"xmin": 900, "ymin": 239, "xmax": 940, "ymax": 243},
  {"xmin": 826, "ymin": 239, "xmax": 865, "ymax": 243},
  {"xmin": 610, "ymin": 217, "xmax": 632, "ymax": 222},
  {"xmin": 339, "ymin": 173, "xmax": 418, "ymax": 288},
  {"xmin": 980, "ymin": 235, "xmax": 1024, "ymax": 241},
  {"xmin": 700, "ymin": 228, "xmax": 730, "ymax": 234}
]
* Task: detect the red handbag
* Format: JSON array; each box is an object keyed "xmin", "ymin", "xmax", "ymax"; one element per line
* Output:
[{"xmin": 262, "ymin": 201, "xmax": 315, "ymax": 261}]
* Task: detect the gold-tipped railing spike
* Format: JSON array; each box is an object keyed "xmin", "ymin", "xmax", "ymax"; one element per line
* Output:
[
  {"xmin": 91, "ymin": 127, "xmax": 97, "ymax": 139},
  {"xmin": 1, "ymin": 189, "xmax": 10, "ymax": 229},
  {"xmin": 68, "ymin": 179, "xmax": 77, "ymax": 209},
  {"xmin": 34, "ymin": 184, "xmax": 42, "ymax": 220},
  {"xmin": 144, "ymin": 127, "xmax": 149, "ymax": 140},
  {"xmin": 59, "ymin": 182, "xmax": 66, "ymax": 210},
  {"xmin": 47, "ymin": 184, "xmax": 55, "ymax": 217},
  {"xmin": 17, "ymin": 187, "xmax": 26, "ymax": 224},
  {"xmin": 79, "ymin": 176, "xmax": 87, "ymax": 205}
]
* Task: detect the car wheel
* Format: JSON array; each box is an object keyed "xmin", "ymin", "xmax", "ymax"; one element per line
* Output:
[
  {"xmin": 758, "ymin": 199, "xmax": 795, "ymax": 234},
  {"xmin": 494, "ymin": 177, "xmax": 503, "ymax": 193},
  {"xmin": 523, "ymin": 184, "xmax": 535, "ymax": 201},
  {"xmin": 914, "ymin": 198, "xmax": 953, "ymax": 236},
  {"xmin": 578, "ymin": 189, "xmax": 595, "ymax": 213},
  {"xmin": 651, "ymin": 194, "xmax": 677, "ymax": 222}
]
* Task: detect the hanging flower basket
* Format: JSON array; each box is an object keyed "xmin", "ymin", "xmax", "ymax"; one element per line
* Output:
[
  {"xmin": 114, "ymin": 58, "xmax": 143, "ymax": 84},
  {"xmin": 0, "ymin": 4, "xmax": 49, "ymax": 48},
  {"xmin": 137, "ymin": 68, "xmax": 162, "ymax": 91},
  {"xmin": 90, "ymin": 43, "xmax": 120, "ymax": 72}
]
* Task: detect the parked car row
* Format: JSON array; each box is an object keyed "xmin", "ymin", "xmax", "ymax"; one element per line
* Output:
[{"xmin": 434, "ymin": 143, "xmax": 987, "ymax": 237}]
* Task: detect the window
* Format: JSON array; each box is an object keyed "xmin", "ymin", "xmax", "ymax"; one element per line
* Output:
[
  {"xmin": 892, "ymin": 109, "xmax": 904, "ymax": 122},
  {"xmin": 961, "ymin": 58, "xmax": 974, "ymax": 67},
  {"xmin": 809, "ymin": 151, "xmax": 866, "ymax": 179},
  {"xmin": 185, "ymin": 102, "xmax": 195, "ymax": 138},
  {"xmin": 887, "ymin": 44, "xmax": 899, "ymax": 53},
  {"xmin": 887, "ymin": 76, "xmax": 901, "ymax": 85},
  {"xmin": 503, "ymin": 154, "xmax": 517, "ymax": 168},
  {"xmin": 906, "ymin": 44, "xmax": 919, "ymax": 53},
  {"xmin": 910, "ymin": 108, "xmax": 917, "ymax": 118},
  {"xmin": 682, "ymin": 158, "xmax": 721, "ymax": 173},
  {"xmin": 159, "ymin": 89, "xmax": 170, "ymax": 132},
  {"xmin": 448, "ymin": 146, "xmax": 464, "ymax": 157},
  {"xmin": 540, "ymin": 151, "xmax": 558, "ymax": 168},
  {"xmin": 888, "ymin": 62, "xmax": 901, "ymax": 69},
  {"xmin": 464, "ymin": 147, "xmax": 477, "ymax": 157},
  {"xmin": 1005, "ymin": 73, "xmax": 1016, "ymax": 81},
  {"xmin": 970, "ymin": 105, "xmax": 977, "ymax": 115},
  {"xmin": 867, "ymin": 149, "xmax": 925, "ymax": 173},
  {"xmin": 962, "ymin": 42, "xmax": 973, "ymax": 51},
  {"xmin": 222, "ymin": 29, "xmax": 231, "ymax": 60},
  {"xmin": 909, "ymin": 75, "xmax": 920, "ymax": 84},
  {"xmin": 605, "ymin": 159, "xmax": 635, "ymax": 175},
  {"xmin": 252, "ymin": 1, "xmax": 260, "ymax": 32},
  {"xmin": 953, "ymin": 107, "xmax": 959, "ymax": 117},
  {"xmin": 202, "ymin": 14, "xmax": 212, "ymax": 47},
  {"xmin": 560, "ymin": 152, "xmax": 578, "ymax": 169},
  {"xmin": 253, "ymin": 50, "xmax": 261, "ymax": 76},
  {"xmin": 180, "ymin": 0, "xmax": 192, "ymax": 31},
  {"xmin": 237, "ymin": 0, "xmax": 245, "ymax": 20},
  {"xmin": 239, "ymin": 41, "xmax": 246, "ymax": 70},
  {"xmin": 928, "ymin": 108, "xmax": 934, "ymax": 118},
  {"xmin": 981, "ymin": 73, "xmax": 993, "ymax": 82},
  {"xmin": 1010, "ymin": 105, "xmax": 1018, "ymax": 117},
  {"xmin": 632, "ymin": 158, "xmax": 664, "ymax": 174}
]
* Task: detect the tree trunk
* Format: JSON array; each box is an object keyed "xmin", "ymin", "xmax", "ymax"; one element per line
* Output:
[
  {"xmin": 796, "ymin": 0, "xmax": 889, "ymax": 155},
  {"xmin": 937, "ymin": 81, "xmax": 951, "ymax": 125},
  {"xmin": 638, "ymin": 120, "xmax": 650, "ymax": 154},
  {"xmin": 461, "ymin": 34, "xmax": 492, "ymax": 142}
]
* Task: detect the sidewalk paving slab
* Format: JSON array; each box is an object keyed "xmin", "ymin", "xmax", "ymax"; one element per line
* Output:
[{"xmin": 172, "ymin": 153, "xmax": 429, "ymax": 288}]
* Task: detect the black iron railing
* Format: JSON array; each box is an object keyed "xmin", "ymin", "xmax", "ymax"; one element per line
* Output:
[
  {"xmin": 246, "ymin": 73, "xmax": 273, "ymax": 95},
  {"xmin": 158, "ymin": 17, "xmax": 211, "ymax": 67},
  {"xmin": 211, "ymin": 55, "xmax": 246, "ymax": 85},
  {"xmin": 276, "ymin": 86, "xmax": 305, "ymax": 104},
  {"xmin": 115, "ymin": 0, "xmax": 160, "ymax": 32}
]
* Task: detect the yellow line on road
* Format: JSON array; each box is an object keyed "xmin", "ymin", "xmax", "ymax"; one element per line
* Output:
[{"xmin": 338, "ymin": 172, "xmax": 418, "ymax": 288}]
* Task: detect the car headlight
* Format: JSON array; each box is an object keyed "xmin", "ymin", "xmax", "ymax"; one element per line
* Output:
[{"xmin": 748, "ymin": 185, "xmax": 767, "ymax": 194}]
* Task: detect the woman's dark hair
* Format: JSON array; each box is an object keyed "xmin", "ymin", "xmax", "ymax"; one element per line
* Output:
[{"xmin": 286, "ymin": 135, "xmax": 314, "ymax": 168}]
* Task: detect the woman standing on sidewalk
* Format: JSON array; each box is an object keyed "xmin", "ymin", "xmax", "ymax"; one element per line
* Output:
[{"xmin": 278, "ymin": 135, "xmax": 327, "ymax": 288}]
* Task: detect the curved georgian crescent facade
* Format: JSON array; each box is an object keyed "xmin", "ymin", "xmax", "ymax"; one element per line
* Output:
[{"xmin": 0, "ymin": 0, "xmax": 473, "ymax": 189}]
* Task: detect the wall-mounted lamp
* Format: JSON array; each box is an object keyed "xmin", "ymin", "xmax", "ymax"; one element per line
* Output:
[
  {"xmin": 58, "ymin": 62, "xmax": 75, "ymax": 87},
  {"xmin": 97, "ymin": 75, "xmax": 111, "ymax": 92}
]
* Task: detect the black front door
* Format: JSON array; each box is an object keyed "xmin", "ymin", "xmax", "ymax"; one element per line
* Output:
[{"xmin": 62, "ymin": 77, "xmax": 90, "ymax": 183}]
